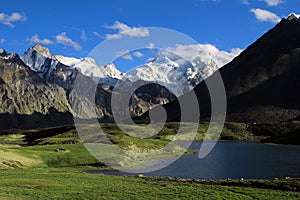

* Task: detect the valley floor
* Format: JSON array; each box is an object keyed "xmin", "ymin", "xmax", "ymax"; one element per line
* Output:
[{"xmin": 1, "ymin": 122, "xmax": 300, "ymax": 199}]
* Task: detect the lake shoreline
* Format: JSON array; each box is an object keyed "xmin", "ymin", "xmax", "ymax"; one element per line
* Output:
[
  {"xmin": 85, "ymin": 141, "xmax": 300, "ymax": 180},
  {"xmin": 86, "ymin": 168, "xmax": 300, "ymax": 181}
]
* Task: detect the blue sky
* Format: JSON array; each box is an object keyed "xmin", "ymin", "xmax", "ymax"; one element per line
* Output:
[{"xmin": 0, "ymin": 0, "xmax": 299, "ymax": 72}]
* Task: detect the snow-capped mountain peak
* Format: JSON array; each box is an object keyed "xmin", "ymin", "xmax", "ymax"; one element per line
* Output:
[
  {"xmin": 21, "ymin": 44, "xmax": 221, "ymax": 96},
  {"xmin": 100, "ymin": 63, "xmax": 123, "ymax": 79},
  {"xmin": 21, "ymin": 43, "xmax": 123, "ymax": 86},
  {"xmin": 125, "ymin": 56, "xmax": 192, "ymax": 96},
  {"xmin": 32, "ymin": 43, "xmax": 55, "ymax": 59},
  {"xmin": 21, "ymin": 44, "xmax": 58, "ymax": 75},
  {"xmin": 124, "ymin": 55, "xmax": 220, "ymax": 96},
  {"xmin": 287, "ymin": 13, "xmax": 300, "ymax": 21},
  {"xmin": 148, "ymin": 56, "xmax": 179, "ymax": 68}
]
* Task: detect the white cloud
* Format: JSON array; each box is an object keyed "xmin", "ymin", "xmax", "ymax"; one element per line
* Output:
[
  {"xmin": 105, "ymin": 21, "xmax": 149, "ymax": 39},
  {"xmin": 164, "ymin": 44, "xmax": 243, "ymax": 67},
  {"xmin": 0, "ymin": 38, "xmax": 5, "ymax": 44},
  {"xmin": 0, "ymin": 12, "xmax": 26, "ymax": 27},
  {"xmin": 27, "ymin": 34, "xmax": 54, "ymax": 45},
  {"xmin": 116, "ymin": 49, "xmax": 133, "ymax": 60},
  {"xmin": 261, "ymin": 0, "xmax": 283, "ymax": 6},
  {"xmin": 105, "ymin": 33, "xmax": 122, "ymax": 40},
  {"xmin": 93, "ymin": 31, "xmax": 101, "ymax": 38},
  {"xmin": 250, "ymin": 8, "xmax": 281, "ymax": 23},
  {"xmin": 121, "ymin": 54, "xmax": 133, "ymax": 60},
  {"xmin": 80, "ymin": 30, "xmax": 87, "ymax": 42},
  {"xmin": 66, "ymin": 27, "xmax": 87, "ymax": 42},
  {"xmin": 147, "ymin": 43, "xmax": 155, "ymax": 49},
  {"xmin": 116, "ymin": 49, "xmax": 144, "ymax": 60},
  {"xmin": 133, "ymin": 51, "xmax": 144, "ymax": 58},
  {"xmin": 242, "ymin": 0, "xmax": 250, "ymax": 5},
  {"xmin": 27, "ymin": 32, "xmax": 81, "ymax": 51},
  {"xmin": 55, "ymin": 32, "xmax": 81, "ymax": 51}
]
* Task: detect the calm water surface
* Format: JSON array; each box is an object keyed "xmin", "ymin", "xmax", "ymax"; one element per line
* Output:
[{"xmin": 88, "ymin": 142, "xmax": 300, "ymax": 180}]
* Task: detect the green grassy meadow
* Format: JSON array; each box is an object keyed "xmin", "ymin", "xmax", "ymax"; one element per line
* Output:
[
  {"xmin": 0, "ymin": 122, "xmax": 300, "ymax": 199},
  {"xmin": 1, "ymin": 168, "xmax": 300, "ymax": 200}
]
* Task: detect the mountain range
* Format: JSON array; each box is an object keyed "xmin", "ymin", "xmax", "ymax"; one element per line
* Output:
[
  {"xmin": 0, "ymin": 41, "xmax": 220, "ymax": 129},
  {"xmin": 1, "ymin": 14, "xmax": 299, "ymax": 130}
]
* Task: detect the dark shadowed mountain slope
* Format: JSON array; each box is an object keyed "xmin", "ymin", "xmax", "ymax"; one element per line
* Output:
[{"xmin": 154, "ymin": 15, "xmax": 300, "ymax": 124}]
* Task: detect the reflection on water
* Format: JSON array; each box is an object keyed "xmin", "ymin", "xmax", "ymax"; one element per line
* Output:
[{"xmin": 88, "ymin": 142, "xmax": 300, "ymax": 180}]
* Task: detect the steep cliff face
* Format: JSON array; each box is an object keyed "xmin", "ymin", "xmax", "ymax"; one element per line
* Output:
[
  {"xmin": 0, "ymin": 49, "xmax": 118, "ymax": 129},
  {"xmin": 0, "ymin": 51, "xmax": 74, "ymax": 129},
  {"xmin": 0, "ymin": 51, "xmax": 72, "ymax": 115}
]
